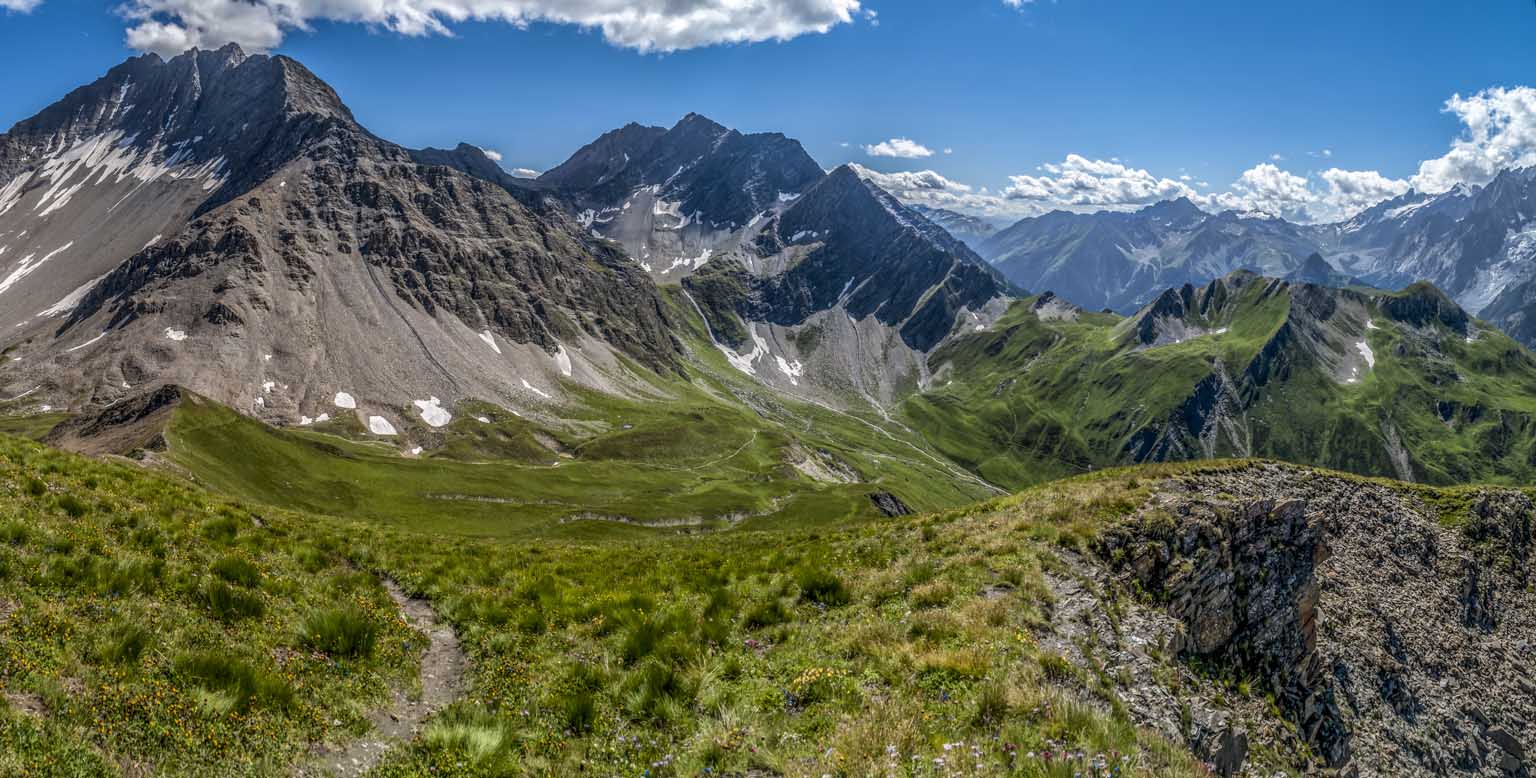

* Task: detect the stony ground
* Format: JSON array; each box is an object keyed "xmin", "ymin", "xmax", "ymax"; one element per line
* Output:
[{"xmin": 1090, "ymin": 463, "xmax": 1535, "ymax": 778}]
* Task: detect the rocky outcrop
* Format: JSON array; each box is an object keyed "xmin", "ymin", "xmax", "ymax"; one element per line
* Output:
[
  {"xmin": 1097, "ymin": 464, "xmax": 1536, "ymax": 777},
  {"xmin": 42, "ymin": 383, "xmax": 185, "ymax": 456},
  {"xmin": 868, "ymin": 490, "xmax": 913, "ymax": 517},
  {"xmin": 1383, "ymin": 283, "xmax": 1471, "ymax": 335}
]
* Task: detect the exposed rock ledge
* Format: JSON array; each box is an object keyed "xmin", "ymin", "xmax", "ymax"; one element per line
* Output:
[{"xmin": 1085, "ymin": 464, "xmax": 1534, "ymax": 777}]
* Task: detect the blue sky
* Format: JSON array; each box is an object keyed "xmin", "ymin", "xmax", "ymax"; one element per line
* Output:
[{"xmin": 2, "ymin": 0, "xmax": 1535, "ymax": 223}]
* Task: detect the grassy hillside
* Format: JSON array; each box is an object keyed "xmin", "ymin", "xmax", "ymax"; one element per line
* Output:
[
  {"xmin": 0, "ymin": 435, "xmax": 418, "ymax": 776},
  {"xmin": 1, "ymin": 430, "xmax": 1226, "ymax": 777},
  {"xmin": 154, "ymin": 370, "xmax": 990, "ymax": 538},
  {"xmin": 904, "ymin": 277, "xmax": 1536, "ymax": 490}
]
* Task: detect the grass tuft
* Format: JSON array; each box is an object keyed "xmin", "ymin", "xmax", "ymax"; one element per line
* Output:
[
  {"xmin": 795, "ymin": 566, "xmax": 850, "ymax": 606},
  {"xmin": 301, "ymin": 607, "xmax": 379, "ymax": 658}
]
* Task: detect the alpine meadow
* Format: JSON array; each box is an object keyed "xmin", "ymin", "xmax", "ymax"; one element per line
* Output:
[{"xmin": 2, "ymin": 2, "xmax": 1536, "ymax": 777}]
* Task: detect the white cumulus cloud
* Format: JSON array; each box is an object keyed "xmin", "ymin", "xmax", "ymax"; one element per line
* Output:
[
  {"xmin": 480, "ymin": 148, "xmax": 503, "ymax": 162},
  {"xmin": 850, "ymin": 164, "xmax": 1031, "ymax": 221},
  {"xmin": 1411, "ymin": 86, "xmax": 1536, "ymax": 193},
  {"xmin": 1003, "ymin": 154, "xmax": 1197, "ymax": 208},
  {"xmin": 864, "ymin": 138, "xmax": 935, "ymax": 159},
  {"xmin": 1318, "ymin": 168, "xmax": 1410, "ymax": 218},
  {"xmin": 118, "ymin": 0, "xmax": 864, "ymax": 57},
  {"xmin": 509, "ymin": 167, "xmax": 540, "ymax": 179},
  {"xmin": 1208, "ymin": 163, "xmax": 1313, "ymax": 221},
  {"xmin": 0, "ymin": 0, "xmax": 43, "ymax": 11}
]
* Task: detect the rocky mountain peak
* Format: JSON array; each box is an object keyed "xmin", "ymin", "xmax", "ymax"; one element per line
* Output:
[
  {"xmin": 1285, "ymin": 252, "xmax": 1363, "ymax": 289},
  {"xmin": 4, "ymin": 45, "xmax": 352, "ymax": 151},
  {"xmin": 1138, "ymin": 196, "xmax": 1206, "ymax": 225},
  {"xmin": 670, "ymin": 112, "xmax": 730, "ymax": 138}
]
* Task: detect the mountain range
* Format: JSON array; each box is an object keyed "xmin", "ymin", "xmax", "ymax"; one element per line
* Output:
[
  {"xmin": 8, "ymin": 45, "xmax": 1536, "ymax": 491},
  {"xmin": 978, "ymin": 175, "xmax": 1536, "ymax": 353},
  {"xmin": 0, "ymin": 45, "xmax": 1012, "ymax": 427},
  {"xmin": 6, "ymin": 46, "xmax": 1536, "ymax": 778}
]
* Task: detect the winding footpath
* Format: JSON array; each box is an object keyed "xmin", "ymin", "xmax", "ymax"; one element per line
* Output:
[{"xmin": 297, "ymin": 580, "xmax": 467, "ymax": 777}]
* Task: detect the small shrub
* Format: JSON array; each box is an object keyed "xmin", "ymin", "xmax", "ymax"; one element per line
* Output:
[
  {"xmin": 0, "ymin": 521, "xmax": 30, "ymax": 546},
  {"xmin": 918, "ymin": 648, "xmax": 990, "ymax": 682},
  {"xmin": 211, "ymin": 555, "xmax": 261, "ymax": 588},
  {"xmin": 795, "ymin": 566, "xmax": 849, "ymax": 606},
  {"xmin": 620, "ymin": 614, "xmax": 690, "ymax": 665},
  {"xmin": 301, "ymin": 607, "xmax": 378, "ymax": 658},
  {"xmin": 24, "ymin": 478, "xmax": 46, "ymax": 497},
  {"xmin": 1038, "ymin": 652, "xmax": 1076, "ymax": 683},
  {"xmin": 623, "ymin": 658, "xmax": 691, "ymax": 721},
  {"xmin": 903, "ymin": 559, "xmax": 938, "ymax": 587},
  {"xmin": 910, "ymin": 580, "xmax": 954, "ymax": 608},
  {"xmin": 423, "ymin": 708, "xmax": 509, "ymax": 764},
  {"xmin": 101, "ymin": 559, "xmax": 161, "ymax": 596},
  {"xmin": 702, "ymin": 586, "xmax": 735, "ymax": 620},
  {"xmin": 201, "ymin": 517, "xmax": 240, "ymax": 544},
  {"xmin": 561, "ymin": 689, "xmax": 597, "ymax": 734},
  {"xmin": 295, "ymin": 546, "xmax": 327, "ymax": 573},
  {"xmin": 972, "ymin": 681, "xmax": 1009, "ymax": 726},
  {"xmin": 697, "ymin": 615, "xmax": 731, "ymax": 646}
]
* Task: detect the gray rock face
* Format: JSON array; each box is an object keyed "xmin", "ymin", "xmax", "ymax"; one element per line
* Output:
[
  {"xmin": 537, "ymin": 112, "xmax": 825, "ymax": 273},
  {"xmin": 728, "ymin": 165, "xmax": 1014, "ymax": 352},
  {"xmin": 1099, "ymin": 464, "xmax": 1536, "ymax": 777},
  {"xmin": 1, "ymin": 46, "xmax": 680, "ymax": 423}
]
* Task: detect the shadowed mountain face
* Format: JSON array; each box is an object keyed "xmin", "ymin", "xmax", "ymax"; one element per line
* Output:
[
  {"xmin": 739, "ymin": 165, "xmax": 1013, "ymax": 351},
  {"xmin": 0, "ymin": 46, "xmax": 681, "ymax": 425}
]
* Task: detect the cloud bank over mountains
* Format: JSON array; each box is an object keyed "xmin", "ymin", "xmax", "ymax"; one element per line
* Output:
[{"xmin": 864, "ymin": 85, "xmax": 1536, "ymax": 225}]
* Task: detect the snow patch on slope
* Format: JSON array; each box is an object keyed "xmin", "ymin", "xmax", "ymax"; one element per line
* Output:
[
  {"xmin": 521, "ymin": 379, "xmax": 552, "ymax": 399},
  {"xmin": 39, "ymin": 274, "xmax": 105, "ymax": 317},
  {"xmin": 413, "ymin": 397, "xmax": 452, "ymax": 427},
  {"xmin": 478, "ymin": 329, "xmax": 501, "ymax": 354},
  {"xmin": 0, "ymin": 242, "xmax": 73, "ymax": 296},
  {"xmin": 66, "ymin": 332, "xmax": 107, "ymax": 353}
]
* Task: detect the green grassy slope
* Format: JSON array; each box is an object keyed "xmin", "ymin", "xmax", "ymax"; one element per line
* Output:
[
  {"xmin": 2, "ymin": 430, "xmax": 1232, "ymax": 777},
  {"xmin": 150, "ymin": 305, "xmax": 995, "ymax": 538},
  {"xmin": 0, "ymin": 435, "xmax": 418, "ymax": 777},
  {"xmin": 903, "ymin": 278, "xmax": 1536, "ymax": 490}
]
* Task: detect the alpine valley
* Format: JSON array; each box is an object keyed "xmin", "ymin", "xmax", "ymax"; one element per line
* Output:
[{"xmin": 3, "ymin": 46, "xmax": 1536, "ymax": 778}]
